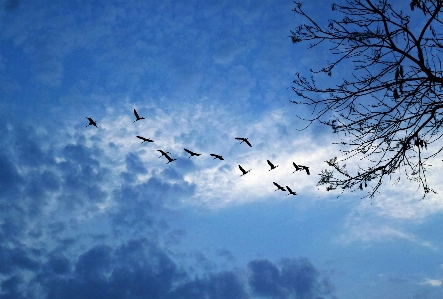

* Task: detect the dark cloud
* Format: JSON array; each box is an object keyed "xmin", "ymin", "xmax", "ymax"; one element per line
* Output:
[
  {"xmin": 110, "ymin": 175, "xmax": 195, "ymax": 231},
  {"xmin": 174, "ymin": 157, "xmax": 197, "ymax": 173},
  {"xmin": 13, "ymin": 126, "xmax": 55, "ymax": 168},
  {"xmin": 161, "ymin": 167, "xmax": 183, "ymax": 180},
  {"xmin": 44, "ymin": 253, "xmax": 71, "ymax": 275},
  {"xmin": 0, "ymin": 153, "xmax": 22, "ymax": 196},
  {"xmin": 248, "ymin": 258, "xmax": 336, "ymax": 299},
  {"xmin": 0, "ymin": 120, "xmax": 336, "ymax": 299},
  {"xmin": 217, "ymin": 249, "xmax": 235, "ymax": 262},
  {"xmin": 0, "ymin": 121, "xmax": 110, "ymax": 250},
  {"xmin": 34, "ymin": 240, "xmax": 184, "ymax": 299},
  {"xmin": 125, "ymin": 152, "xmax": 147, "ymax": 174},
  {"xmin": 1, "ymin": 276, "xmax": 25, "ymax": 299},
  {"xmin": 171, "ymin": 271, "xmax": 248, "ymax": 299},
  {"xmin": 75, "ymin": 245, "xmax": 113, "ymax": 280},
  {"xmin": 0, "ymin": 246, "xmax": 39, "ymax": 274},
  {"xmin": 248, "ymin": 259, "xmax": 283, "ymax": 298},
  {"xmin": 27, "ymin": 242, "xmax": 335, "ymax": 299}
]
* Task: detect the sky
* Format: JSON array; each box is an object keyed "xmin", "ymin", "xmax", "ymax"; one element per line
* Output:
[{"xmin": 0, "ymin": 0, "xmax": 442, "ymax": 298}]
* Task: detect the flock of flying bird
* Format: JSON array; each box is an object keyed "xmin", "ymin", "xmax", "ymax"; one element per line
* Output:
[{"xmin": 86, "ymin": 109, "xmax": 311, "ymax": 196}]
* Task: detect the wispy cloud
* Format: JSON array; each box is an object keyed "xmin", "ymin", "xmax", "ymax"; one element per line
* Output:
[
  {"xmin": 81, "ymin": 102, "xmax": 340, "ymax": 208},
  {"xmin": 421, "ymin": 278, "xmax": 442, "ymax": 287}
]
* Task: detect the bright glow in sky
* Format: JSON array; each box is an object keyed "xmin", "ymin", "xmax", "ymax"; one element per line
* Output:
[{"xmin": 1, "ymin": 0, "xmax": 442, "ymax": 298}]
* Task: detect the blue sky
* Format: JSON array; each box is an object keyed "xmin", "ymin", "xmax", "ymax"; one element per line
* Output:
[{"xmin": 1, "ymin": 0, "xmax": 442, "ymax": 298}]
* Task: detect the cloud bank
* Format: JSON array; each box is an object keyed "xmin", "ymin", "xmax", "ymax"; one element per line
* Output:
[{"xmin": 0, "ymin": 117, "xmax": 337, "ymax": 298}]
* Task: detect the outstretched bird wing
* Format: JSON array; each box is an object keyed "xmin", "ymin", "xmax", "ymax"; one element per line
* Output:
[
  {"xmin": 238, "ymin": 165, "xmax": 246, "ymax": 173},
  {"xmin": 137, "ymin": 136, "xmax": 153, "ymax": 142},
  {"xmin": 86, "ymin": 117, "xmax": 97, "ymax": 127},
  {"xmin": 304, "ymin": 167, "xmax": 310, "ymax": 175},
  {"xmin": 273, "ymin": 182, "xmax": 283, "ymax": 189},
  {"xmin": 184, "ymin": 148, "xmax": 192, "ymax": 154},
  {"xmin": 134, "ymin": 109, "xmax": 140, "ymax": 119},
  {"xmin": 235, "ymin": 137, "xmax": 252, "ymax": 147},
  {"xmin": 286, "ymin": 186, "xmax": 293, "ymax": 193},
  {"xmin": 267, "ymin": 160, "xmax": 274, "ymax": 168}
]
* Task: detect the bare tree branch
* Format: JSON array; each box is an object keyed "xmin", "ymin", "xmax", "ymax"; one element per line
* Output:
[{"xmin": 290, "ymin": 0, "xmax": 443, "ymax": 199}]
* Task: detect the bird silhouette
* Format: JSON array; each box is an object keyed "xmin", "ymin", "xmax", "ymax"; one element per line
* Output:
[
  {"xmin": 273, "ymin": 182, "xmax": 286, "ymax": 191},
  {"xmin": 157, "ymin": 150, "xmax": 171, "ymax": 157},
  {"xmin": 293, "ymin": 162, "xmax": 310, "ymax": 175},
  {"xmin": 238, "ymin": 165, "xmax": 251, "ymax": 176},
  {"xmin": 136, "ymin": 136, "xmax": 154, "ymax": 143},
  {"xmin": 184, "ymin": 148, "xmax": 201, "ymax": 158},
  {"xmin": 267, "ymin": 160, "xmax": 279, "ymax": 171},
  {"xmin": 292, "ymin": 162, "xmax": 301, "ymax": 173},
  {"xmin": 286, "ymin": 186, "xmax": 297, "ymax": 196},
  {"xmin": 235, "ymin": 137, "xmax": 252, "ymax": 147},
  {"xmin": 133, "ymin": 109, "xmax": 145, "ymax": 122},
  {"xmin": 157, "ymin": 150, "xmax": 177, "ymax": 164},
  {"xmin": 299, "ymin": 165, "xmax": 310, "ymax": 175},
  {"xmin": 86, "ymin": 117, "xmax": 98, "ymax": 128},
  {"xmin": 209, "ymin": 154, "xmax": 224, "ymax": 160}
]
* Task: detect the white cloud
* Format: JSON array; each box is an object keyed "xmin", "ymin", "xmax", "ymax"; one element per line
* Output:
[
  {"xmin": 72, "ymin": 100, "xmax": 336, "ymax": 210},
  {"xmin": 70, "ymin": 97, "xmax": 443, "ymax": 221},
  {"xmin": 337, "ymin": 206, "xmax": 438, "ymax": 248},
  {"xmin": 421, "ymin": 278, "xmax": 442, "ymax": 287},
  {"xmin": 339, "ymin": 222, "xmax": 414, "ymax": 243}
]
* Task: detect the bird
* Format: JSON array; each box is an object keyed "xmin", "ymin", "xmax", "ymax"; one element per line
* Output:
[
  {"xmin": 157, "ymin": 150, "xmax": 171, "ymax": 157},
  {"xmin": 238, "ymin": 165, "xmax": 251, "ymax": 176},
  {"xmin": 163, "ymin": 155, "xmax": 177, "ymax": 164},
  {"xmin": 86, "ymin": 117, "xmax": 98, "ymax": 128},
  {"xmin": 157, "ymin": 150, "xmax": 177, "ymax": 164},
  {"xmin": 286, "ymin": 186, "xmax": 297, "ymax": 196},
  {"xmin": 299, "ymin": 165, "xmax": 310, "ymax": 175},
  {"xmin": 235, "ymin": 137, "xmax": 252, "ymax": 147},
  {"xmin": 273, "ymin": 182, "xmax": 286, "ymax": 191},
  {"xmin": 209, "ymin": 154, "xmax": 224, "ymax": 160},
  {"xmin": 293, "ymin": 162, "xmax": 310, "ymax": 175},
  {"xmin": 136, "ymin": 136, "xmax": 154, "ymax": 143},
  {"xmin": 267, "ymin": 160, "xmax": 279, "ymax": 171},
  {"xmin": 184, "ymin": 148, "xmax": 201, "ymax": 158},
  {"xmin": 133, "ymin": 109, "xmax": 145, "ymax": 122}
]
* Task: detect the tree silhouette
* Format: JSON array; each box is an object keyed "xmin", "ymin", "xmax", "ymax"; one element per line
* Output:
[{"xmin": 290, "ymin": 0, "xmax": 443, "ymax": 199}]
